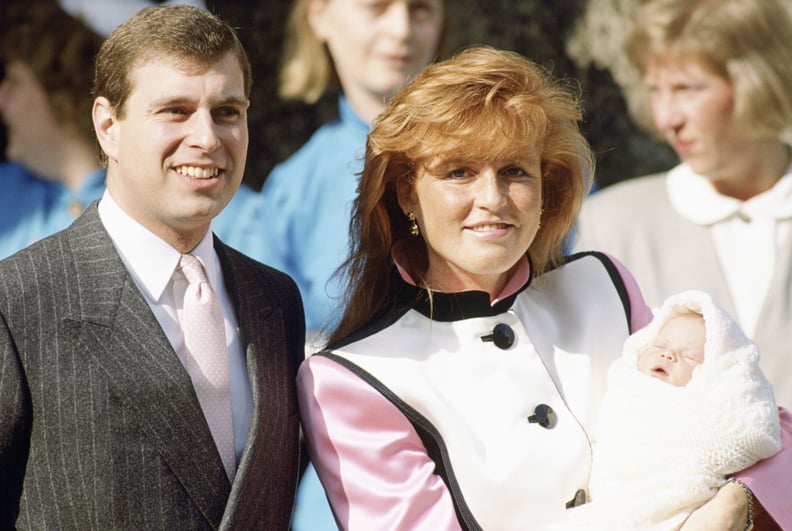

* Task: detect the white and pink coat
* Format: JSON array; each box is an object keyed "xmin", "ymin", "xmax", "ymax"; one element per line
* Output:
[{"xmin": 297, "ymin": 252, "xmax": 792, "ymax": 530}]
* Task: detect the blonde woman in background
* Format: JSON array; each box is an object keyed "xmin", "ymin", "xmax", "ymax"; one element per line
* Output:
[
  {"xmin": 253, "ymin": 2, "xmax": 448, "ymax": 529},
  {"xmin": 574, "ymin": 0, "xmax": 792, "ymax": 421},
  {"xmin": 258, "ymin": 0, "xmax": 447, "ymax": 342}
]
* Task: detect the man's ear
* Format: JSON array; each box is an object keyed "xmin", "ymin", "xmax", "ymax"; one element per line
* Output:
[{"xmin": 93, "ymin": 96, "xmax": 119, "ymax": 162}]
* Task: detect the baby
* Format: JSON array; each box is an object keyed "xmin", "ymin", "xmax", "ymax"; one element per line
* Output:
[{"xmin": 563, "ymin": 290, "xmax": 781, "ymax": 530}]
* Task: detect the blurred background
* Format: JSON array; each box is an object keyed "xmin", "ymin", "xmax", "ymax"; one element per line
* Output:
[
  {"xmin": 1, "ymin": 0, "xmax": 678, "ymax": 191},
  {"xmin": 210, "ymin": 0, "xmax": 677, "ymax": 191}
]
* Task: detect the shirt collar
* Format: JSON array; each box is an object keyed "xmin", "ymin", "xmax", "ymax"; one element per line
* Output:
[
  {"xmin": 188, "ymin": 231, "xmax": 221, "ymax": 287},
  {"xmin": 668, "ymin": 159, "xmax": 792, "ymax": 225},
  {"xmin": 97, "ymin": 189, "xmax": 216, "ymax": 303}
]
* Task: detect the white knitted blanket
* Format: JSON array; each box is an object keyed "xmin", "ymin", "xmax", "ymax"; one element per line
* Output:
[{"xmin": 562, "ymin": 290, "xmax": 781, "ymax": 530}]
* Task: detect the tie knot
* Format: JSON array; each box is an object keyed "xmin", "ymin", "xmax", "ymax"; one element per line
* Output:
[{"xmin": 180, "ymin": 254, "xmax": 208, "ymax": 285}]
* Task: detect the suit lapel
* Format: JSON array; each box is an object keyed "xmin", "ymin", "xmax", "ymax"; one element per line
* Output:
[
  {"xmin": 215, "ymin": 241, "xmax": 300, "ymax": 528},
  {"xmin": 64, "ymin": 206, "xmax": 230, "ymax": 527}
]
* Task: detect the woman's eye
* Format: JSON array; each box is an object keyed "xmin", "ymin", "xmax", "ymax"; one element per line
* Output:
[
  {"xmin": 447, "ymin": 168, "xmax": 468, "ymax": 179},
  {"xmin": 502, "ymin": 166, "xmax": 533, "ymax": 180}
]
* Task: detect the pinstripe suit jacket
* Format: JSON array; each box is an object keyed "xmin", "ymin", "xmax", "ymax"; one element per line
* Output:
[{"xmin": 0, "ymin": 204, "xmax": 305, "ymax": 530}]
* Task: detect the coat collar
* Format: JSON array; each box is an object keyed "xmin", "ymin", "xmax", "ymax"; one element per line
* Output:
[
  {"xmin": 667, "ymin": 161, "xmax": 792, "ymax": 225},
  {"xmin": 329, "ymin": 261, "xmax": 533, "ymax": 351},
  {"xmin": 394, "ymin": 256, "xmax": 534, "ymax": 322}
]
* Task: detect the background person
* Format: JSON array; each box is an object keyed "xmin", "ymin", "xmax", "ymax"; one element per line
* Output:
[
  {"xmin": 296, "ymin": 47, "xmax": 788, "ymax": 530},
  {"xmin": 203, "ymin": 1, "xmax": 676, "ymax": 195},
  {"xmin": 253, "ymin": 2, "xmax": 448, "ymax": 528},
  {"xmin": 572, "ymin": 0, "xmax": 792, "ymax": 411},
  {"xmin": 0, "ymin": 3, "xmax": 105, "ymax": 259},
  {"xmin": 0, "ymin": 6, "xmax": 305, "ymax": 529},
  {"xmin": 257, "ymin": 0, "xmax": 448, "ymax": 346}
]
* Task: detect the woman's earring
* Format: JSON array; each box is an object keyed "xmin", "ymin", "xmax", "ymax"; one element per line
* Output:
[
  {"xmin": 408, "ymin": 212, "xmax": 420, "ymax": 237},
  {"xmin": 538, "ymin": 208, "xmax": 544, "ymax": 229}
]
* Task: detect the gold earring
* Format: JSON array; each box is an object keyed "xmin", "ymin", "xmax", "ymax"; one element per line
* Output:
[
  {"xmin": 538, "ymin": 208, "xmax": 544, "ymax": 229},
  {"xmin": 407, "ymin": 212, "xmax": 420, "ymax": 237}
]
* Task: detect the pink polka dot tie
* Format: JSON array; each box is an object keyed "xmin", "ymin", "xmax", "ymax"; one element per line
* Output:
[{"xmin": 179, "ymin": 253, "xmax": 236, "ymax": 481}]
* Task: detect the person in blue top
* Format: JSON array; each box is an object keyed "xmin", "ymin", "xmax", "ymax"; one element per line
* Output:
[
  {"xmin": 0, "ymin": 3, "xmax": 106, "ymax": 259},
  {"xmin": 260, "ymin": 0, "xmax": 448, "ymax": 345},
  {"xmin": 0, "ymin": 161, "xmax": 107, "ymax": 260},
  {"xmin": 255, "ymin": 1, "xmax": 448, "ymax": 529},
  {"xmin": 0, "ymin": 2, "xmax": 258, "ymax": 260}
]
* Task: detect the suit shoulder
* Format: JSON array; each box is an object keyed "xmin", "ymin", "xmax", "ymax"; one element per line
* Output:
[
  {"xmin": 1, "ymin": 204, "xmax": 104, "ymax": 268},
  {"xmin": 0, "ymin": 231, "xmax": 76, "ymax": 319},
  {"xmin": 0, "ymin": 229, "xmax": 69, "ymax": 274}
]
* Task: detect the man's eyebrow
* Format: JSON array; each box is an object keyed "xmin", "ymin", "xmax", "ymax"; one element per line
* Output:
[
  {"xmin": 149, "ymin": 95, "xmax": 248, "ymax": 108},
  {"xmin": 147, "ymin": 96, "xmax": 194, "ymax": 111},
  {"xmin": 214, "ymin": 95, "xmax": 249, "ymax": 107}
]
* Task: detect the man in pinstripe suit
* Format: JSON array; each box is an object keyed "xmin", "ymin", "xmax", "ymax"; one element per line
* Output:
[{"xmin": 0, "ymin": 5, "xmax": 305, "ymax": 530}]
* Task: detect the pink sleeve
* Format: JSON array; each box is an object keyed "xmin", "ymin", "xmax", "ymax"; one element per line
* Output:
[
  {"xmin": 736, "ymin": 407, "xmax": 792, "ymax": 527},
  {"xmin": 605, "ymin": 253, "xmax": 653, "ymax": 332},
  {"xmin": 297, "ymin": 355, "xmax": 463, "ymax": 531}
]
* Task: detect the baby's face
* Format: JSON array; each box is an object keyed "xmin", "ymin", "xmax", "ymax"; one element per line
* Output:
[{"xmin": 637, "ymin": 313, "xmax": 706, "ymax": 386}]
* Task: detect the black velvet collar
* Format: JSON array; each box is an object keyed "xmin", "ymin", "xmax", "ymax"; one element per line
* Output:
[{"xmin": 394, "ymin": 263, "xmax": 534, "ymax": 322}]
